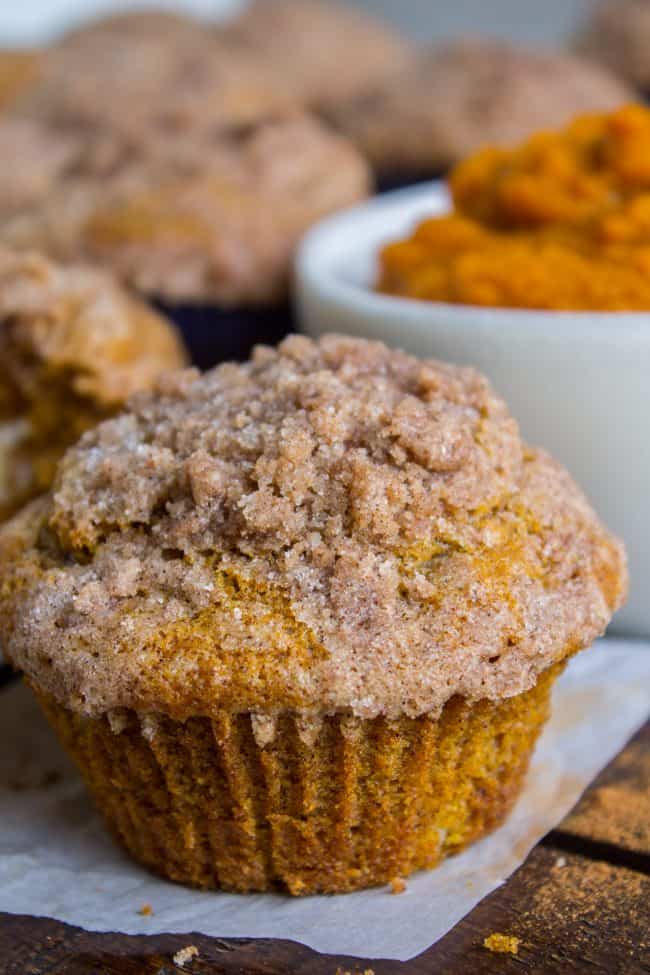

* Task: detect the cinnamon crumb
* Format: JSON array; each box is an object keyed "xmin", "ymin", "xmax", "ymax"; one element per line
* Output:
[
  {"xmin": 389, "ymin": 876, "xmax": 407, "ymax": 894},
  {"xmin": 173, "ymin": 945, "xmax": 199, "ymax": 968},
  {"xmin": 483, "ymin": 932, "xmax": 520, "ymax": 955},
  {"xmin": 137, "ymin": 903, "xmax": 152, "ymax": 916}
]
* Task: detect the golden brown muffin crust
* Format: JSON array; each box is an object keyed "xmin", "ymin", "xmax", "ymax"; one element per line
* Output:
[
  {"xmin": 331, "ymin": 39, "xmax": 634, "ymax": 172},
  {"xmin": 0, "ymin": 247, "xmax": 186, "ymax": 519},
  {"xmin": 0, "ymin": 114, "xmax": 369, "ymax": 303},
  {"xmin": 0, "ymin": 335, "xmax": 626, "ymax": 720}
]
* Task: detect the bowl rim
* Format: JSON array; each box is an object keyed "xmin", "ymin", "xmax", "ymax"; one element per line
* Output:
[{"xmin": 296, "ymin": 180, "xmax": 650, "ymax": 334}]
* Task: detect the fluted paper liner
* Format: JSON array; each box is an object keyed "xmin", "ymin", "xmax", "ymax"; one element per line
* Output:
[{"xmin": 34, "ymin": 663, "xmax": 559, "ymax": 895}]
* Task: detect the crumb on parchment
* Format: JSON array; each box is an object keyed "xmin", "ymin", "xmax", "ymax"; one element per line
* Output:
[
  {"xmin": 137, "ymin": 902, "xmax": 152, "ymax": 916},
  {"xmin": 483, "ymin": 932, "xmax": 520, "ymax": 954},
  {"xmin": 389, "ymin": 876, "xmax": 407, "ymax": 894},
  {"xmin": 173, "ymin": 945, "xmax": 199, "ymax": 968}
]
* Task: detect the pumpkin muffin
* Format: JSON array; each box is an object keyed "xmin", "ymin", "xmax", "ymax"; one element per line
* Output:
[
  {"xmin": 222, "ymin": 0, "xmax": 412, "ymax": 114},
  {"xmin": 331, "ymin": 39, "xmax": 634, "ymax": 188},
  {"xmin": 0, "ymin": 112, "xmax": 369, "ymax": 366},
  {"xmin": 0, "ymin": 334, "xmax": 626, "ymax": 894},
  {"xmin": 576, "ymin": 0, "xmax": 650, "ymax": 93},
  {"xmin": 0, "ymin": 246, "xmax": 186, "ymax": 523}
]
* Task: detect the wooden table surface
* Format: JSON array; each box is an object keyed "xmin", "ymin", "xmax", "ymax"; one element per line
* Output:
[{"xmin": 1, "ymin": 679, "xmax": 647, "ymax": 975}]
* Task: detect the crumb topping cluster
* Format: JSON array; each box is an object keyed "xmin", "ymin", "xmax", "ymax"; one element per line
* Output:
[{"xmin": 0, "ymin": 336, "xmax": 626, "ymax": 719}]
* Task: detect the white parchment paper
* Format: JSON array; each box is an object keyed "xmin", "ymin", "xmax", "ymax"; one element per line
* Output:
[{"xmin": 1, "ymin": 637, "xmax": 648, "ymax": 962}]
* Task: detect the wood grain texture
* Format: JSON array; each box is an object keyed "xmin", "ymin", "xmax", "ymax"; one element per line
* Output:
[
  {"xmin": 560, "ymin": 722, "xmax": 650, "ymax": 857},
  {"xmin": 0, "ymin": 721, "xmax": 647, "ymax": 975}
]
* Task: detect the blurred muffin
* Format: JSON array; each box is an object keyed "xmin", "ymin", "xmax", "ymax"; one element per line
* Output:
[
  {"xmin": 576, "ymin": 0, "xmax": 650, "ymax": 92},
  {"xmin": 60, "ymin": 8, "xmax": 205, "ymax": 44},
  {"xmin": 14, "ymin": 11, "xmax": 296, "ymax": 139},
  {"xmin": 331, "ymin": 39, "xmax": 635, "ymax": 188},
  {"xmin": 0, "ymin": 334, "xmax": 626, "ymax": 894},
  {"xmin": 223, "ymin": 0, "xmax": 412, "ymax": 113},
  {"xmin": 0, "ymin": 113, "xmax": 369, "ymax": 366},
  {"xmin": 0, "ymin": 247, "xmax": 186, "ymax": 522},
  {"xmin": 0, "ymin": 50, "xmax": 41, "ymax": 111}
]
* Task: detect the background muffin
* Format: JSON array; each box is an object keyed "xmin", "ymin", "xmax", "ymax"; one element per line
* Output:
[
  {"xmin": 222, "ymin": 0, "xmax": 413, "ymax": 114},
  {"xmin": 14, "ymin": 10, "xmax": 296, "ymax": 138},
  {"xmin": 575, "ymin": 0, "xmax": 650, "ymax": 94},
  {"xmin": 0, "ymin": 7, "xmax": 371, "ymax": 368},
  {"xmin": 0, "ymin": 246, "xmax": 186, "ymax": 522},
  {"xmin": 0, "ymin": 110, "xmax": 369, "ymax": 367},
  {"xmin": 0, "ymin": 334, "xmax": 626, "ymax": 894},
  {"xmin": 330, "ymin": 39, "xmax": 635, "ymax": 188}
]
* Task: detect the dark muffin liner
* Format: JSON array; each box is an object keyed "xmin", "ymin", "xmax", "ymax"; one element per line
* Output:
[
  {"xmin": 155, "ymin": 301, "xmax": 295, "ymax": 370},
  {"xmin": 375, "ymin": 169, "xmax": 448, "ymax": 194}
]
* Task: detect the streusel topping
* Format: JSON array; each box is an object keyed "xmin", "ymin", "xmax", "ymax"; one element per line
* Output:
[{"xmin": 0, "ymin": 335, "xmax": 626, "ymax": 719}]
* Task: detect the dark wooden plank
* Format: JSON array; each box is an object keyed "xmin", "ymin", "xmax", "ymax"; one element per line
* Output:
[
  {"xmin": 1, "ymin": 845, "xmax": 648, "ymax": 975},
  {"xmin": 558, "ymin": 722, "xmax": 650, "ymax": 856}
]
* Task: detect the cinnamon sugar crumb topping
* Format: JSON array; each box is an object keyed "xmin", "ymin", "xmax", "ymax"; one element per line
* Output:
[{"xmin": 0, "ymin": 335, "xmax": 626, "ymax": 720}]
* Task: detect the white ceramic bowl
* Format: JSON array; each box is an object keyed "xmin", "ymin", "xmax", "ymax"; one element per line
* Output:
[{"xmin": 296, "ymin": 182, "xmax": 650, "ymax": 636}]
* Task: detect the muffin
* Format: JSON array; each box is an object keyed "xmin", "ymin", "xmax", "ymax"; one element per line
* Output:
[
  {"xmin": 222, "ymin": 0, "xmax": 413, "ymax": 114},
  {"xmin": 0, "ymin": 113, "xmax": 370, "ymax": 367},
  {"xmin": 379, "ymin": 104, "xmax": 650, "ymax": 310},
  {"xmin": 0, "ymin": 334, "xmax": 626, "ymax": 894},
  {"xmin": 576, "ymin": 0, "xmax": 650, "ymax": 93},
  {"xmin": 0, "ymin": 246, "xmax": 186, "ymax": 523},
  {"xmin": 330, "ymin": 39, "xmax": 635, "ymax": 190}
]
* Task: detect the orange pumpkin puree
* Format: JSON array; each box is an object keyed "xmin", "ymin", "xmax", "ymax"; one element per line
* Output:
[{"xmin": 378, "ymin": 104, "xmax": 650, "ymax": 310}]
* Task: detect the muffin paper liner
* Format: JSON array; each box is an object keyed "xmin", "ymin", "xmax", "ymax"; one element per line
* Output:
[
  {"xmin": 35, "ymin": 663, "xmax": 558, "ymax": 895},
  {"xmin": 154, "ymin": 301, "xmax": 294, "ymax": 370}
]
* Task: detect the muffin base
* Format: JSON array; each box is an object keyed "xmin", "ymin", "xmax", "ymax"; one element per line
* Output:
[
  {"xmin": 35, "ymin": 664, "xmax": 560, "ymax": 895},
  {"xmin": 154, "ymin": 301, "xmax": 294, "ymax": 370}
]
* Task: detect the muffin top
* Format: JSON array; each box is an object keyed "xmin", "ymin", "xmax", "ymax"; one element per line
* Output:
[
  {"xmin": 576, "ymin": 0, "xmax": 650, "ymax": 90},
  {"xmin": 0, "ymin": 114, "xmax": 369, "ymax": 304},
  {"xmin": 14, "ymin": 14, "xmax": 295, "ymax": 137},
  {"xmin": 223, "ymin": 0, "xmax": 412, "ymax": 113},
  {"xmin": 0, "ymin": 247, "xmax": 186, "ymax": 519},
  {"xmin": 0, "ymin": 335, "xmax": 626, "ymax": 721},
  {"xmin": 330, "ymin": 39, "xmax": 634, "ymax": 172}
]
